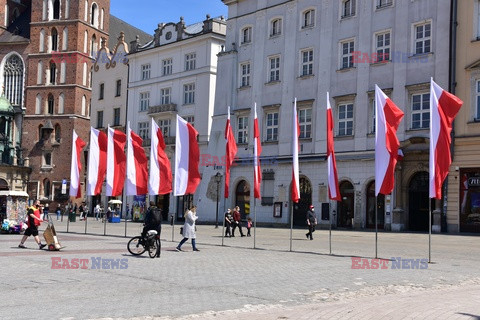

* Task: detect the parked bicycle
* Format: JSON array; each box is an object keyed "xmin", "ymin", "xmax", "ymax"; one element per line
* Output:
[{"xmin": 127, "ymin": 230, "xmax": 161, "ymax": 258}]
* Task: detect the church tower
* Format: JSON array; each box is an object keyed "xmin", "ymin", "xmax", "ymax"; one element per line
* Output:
[{"xmin": 23, "ymin": 0, "xmax": 110, "ymax": 204}]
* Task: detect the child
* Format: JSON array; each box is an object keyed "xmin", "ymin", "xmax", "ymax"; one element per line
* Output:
[{"xmin": 247, "ymin": 217, "xmax": 252, "ymax": 237}]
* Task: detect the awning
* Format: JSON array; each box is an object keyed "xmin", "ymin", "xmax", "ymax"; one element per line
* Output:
[{"xmin": 0, "ymin": 191, "xmax": 29, "ymax": 197}]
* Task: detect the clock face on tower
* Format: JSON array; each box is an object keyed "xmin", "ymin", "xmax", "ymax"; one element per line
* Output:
[{"xmin": 166, "ymin": 31, "xmax": 172, "ymax": 40}]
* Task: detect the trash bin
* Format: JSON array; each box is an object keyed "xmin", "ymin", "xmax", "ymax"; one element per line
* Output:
[{"xmin": 68, "ymin": 211, "xmax": 76, "ymax": 222}]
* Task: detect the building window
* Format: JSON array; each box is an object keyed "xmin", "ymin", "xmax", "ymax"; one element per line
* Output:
[
  {"xmin": 40, "ymin": 29, "xmax": 45, "ymax": 52},
  {"xmin": 302, "ymin": 9, "xmax": 315, "ymax": 28},
  {"xmin": 162, "ymin": 58, "xmax": 172, "ymax": 76},
  {"xmin": 141, "ymin": 63, "xmax": 151, "ymax": 80},
  {"xmin": 411, "ymin": 93, "xmax": 430, "ymax": 129},
  {"xmin": 341, "ymin": 40, "xmax": 355, "ymax": 69},
  {"xmin": 377, "ymin": 0, "xmax": 393, "ymax": 9},
  {"xmin": 60, "ymin": 61, "xmax": 66, "ymax": 83},
  {"xmin": 237, "ymin": 116, "xmax": 248, "ymax": 144},
  {"xmin": 97, "ymin": 110, "xmax": 103, "ymax": 128},
  {"xmin": 3, "ymin": 54, "xmax": 24, "ymax": 106},
  {"xmin": 115, "ymin": 79, "xmax": 121, "ymax": 97},
  {"xmin": 65, "ymin": 0, "xmax": 70, "ymax": 19},
  {"xmin": 414, "ymin": 22, "xmax": 431, "ymax": 55},
  {"xmin": 338, "ymin": 103, "xmax": 354, "ymax": 136},
  {"xmin": 185, "ymin": 53, "xmax": 196, "ymax": 71},
  {"xmin": 43, "ymin": 178, "xmax": 51, "ymax": 198},
  {"xmin": 240, "ymin": 62, "xmax": 251, "ymax": 87},
  {"xmin": 62, "ymin": 28, "xmax": 68, "ymax": 51},
  {"xmin": 138, "ymin": 122, "xmax": 149, "ymax": 140},
  {"xmin": 342, "ymin": 0, "xmax": 356, "ymax": 18},
  {"xmin": 54, "ymin": 124, "xmax": 61, "ymax": 142},
  {"xmin": 375, "ymin": 31, "xmax": 390, "ymax": 62},
  {"xmin": 270, "ymin": 18, "xmax": 282, "ymax": 37},
  {"xmin": 184, "ymin": 116, "xmax": 195, "ymax": 127},
  {"xmin": 298, "ymin": 108, "xmax": 312, "ymax": 138},
  {"xmin": 371, "ymin": 99, "xmax": 376, "ymax": 134},
  {"xmin": 91, "ymin": 3, "xmax": 98, "ymax": 27},
  {"xmin": 99, "ymin": 83, "xmax": 104, "ymax": 100},
  {"xmin": 90, "ymin": 34, "xmax": 97, "ymax": 56},
  {"xmin": 113, "ymin": 108, "xmax": 120, "ymax": 126},
  {"xmin": 265, "ymin": 112, "xmax": 279, "ymax": 142},
  {"xmin": 241, "ymin": 26, "xmax": 252, "ymax": 44},
  {"xmin": 47, "ymin": 94, "xmax": 54, "ymax": 114},
  {"xmin": 58, "ymin": 93, "xmax": 64, "ymax": 114},
  {"xmin": 53, "ymin": 0, "xmax": 60, "ymax": 19},
  {"xmin": 139, "ymin": 92, "xmax": 150, "ymax": 112},
  {"xmin": 269, "ymin": 56, "xmax": 280, "ymax": 82},
  {"xmin": 476, "ymin": 80, "xmax": 480, "ymax": 120},
  {"xmin": 35, "ymin": 94, "xmax": 42, "ymax": 115},
  {"xmin": 160, "ymin": 88, "xmax": 171, "ymax": 105},
  {"xmin": 158, "ymin": 119, "xmax": 171, "ymax": 137},
  {"xmin": 183, "ymin": 83, "xmax": 195, "ymax": 104},
  {"xmin": 51, "ymin": 28, "xmax": 58, "ymax": 51},
  {"xmin": 44, "ymin": 153, "xmax": 52, "ymax": 166},
  {"xmin": 301, "ymin": 49, "xmax": 313, "ymax": 76}
]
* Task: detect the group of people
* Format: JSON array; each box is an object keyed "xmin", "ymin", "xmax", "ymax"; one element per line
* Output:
[{"xmin": 224, "ymin": 206, "xmax": 252, "ymax": 238}]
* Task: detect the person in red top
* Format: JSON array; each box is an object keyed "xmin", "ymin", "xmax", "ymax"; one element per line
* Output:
[
  {"xmin": 18, "ymin": 200, "xmax": 46, "ymax": 249},
  {"xmin": 231, "ymin": 206, "xmax": 245, "ymax": 237}
]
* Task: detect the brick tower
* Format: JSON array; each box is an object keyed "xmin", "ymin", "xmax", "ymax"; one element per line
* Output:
[{"xmin": 23, "ymin": 0, "xmax": 110, "ymax": 206}]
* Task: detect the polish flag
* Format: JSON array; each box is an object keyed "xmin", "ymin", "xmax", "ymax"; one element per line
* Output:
[
  {"xmin": 375, "ymin": 85, "xmax": 404, "ymax": 196},
  {"xmin": 106, "ymin": 127, "xmax": 126, "ymax": 197},
  {"xmin": 69, "ymin": 130, "xmax": 86, "ymax": 198},
  {"xmin": 126, "ymin": 122, "xmax": 148, "ymax": 195},
  {"xmin": 149, "ymin": 118, "xmax": 172, "ymax": 195},
  {"xmin": 292, "ymin": 98, "xmax": 300, "ymax": 203},
  {"xmin": 429, "ymin": 78, "xmax": 463, "ymax": 199},
  {"xmin": 174, "ymin": 115, "xmax": 201, "ymax": 196},
  {"xmin": 253, "ymin": 103, "xmax": 262, "ymax": 199},
  {"xmin": 224, "ymin": 107, "xmax": 238, "ymax": 198},
  {"xmin": 87, "ymin": 127, "xmax": 107, "ymax": 196},
  {"xmin": 327, "ymin": 93, "xmax": 341, "ymax": 201}
]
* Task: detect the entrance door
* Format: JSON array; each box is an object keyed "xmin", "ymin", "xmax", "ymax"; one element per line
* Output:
[
  {"xmin": 338, "ymin": 181, "xmax": 354, "ymax": 228},
  {"xmin": 293, "ymin": 177, "xmax": 312, "ymax": 226},
  {"xmin": 176, "ymin": 194, "xmax": 193, "ymax": 221},
  {"xmin": 366, "ymin": 181, "xmax": 385, "ymax": 229},
  {"xmin": 409, "ymin": 172, "xmax": 431, "ymax": 231},
  {"xmin": 235, "ymin": 180, "xmax": 250, "ymax": 220},
  {"xmin": 155, "ymin": 194, "xmax": 170, "ymax": 221}
]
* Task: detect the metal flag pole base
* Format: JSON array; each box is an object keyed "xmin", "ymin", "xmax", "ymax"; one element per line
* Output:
[
  {"xmin": 329, "ymin": 210, "xmax": 332, "ymax": 255},
  {"xmin": 289, "ymin": 202, "xmax": 293, "ymax": 252},
  {"xmin": 375, "ymin": 196, "xmax": 378, "ymax": 259},
  {"xmin": 253, "ymin": 198, "xmax": 257, "ymax": 249},
  {"xmin": 428, "ymin": 199, "xmax": 432, "ymax": 263}
]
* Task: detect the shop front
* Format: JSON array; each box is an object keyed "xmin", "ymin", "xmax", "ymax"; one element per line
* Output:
[{"xmin": 459, "ymin": 170, "xmax": 480, "ymax": 233}]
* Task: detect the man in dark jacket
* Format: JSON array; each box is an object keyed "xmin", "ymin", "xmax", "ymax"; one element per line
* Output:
[
  {"xmin": 306, "ymin": 205, "xmax": 317, "ymax": 240},
  {"xmin": 231, "ymin": 206, "xmax": 245, "ymax": 237},
  {"xmin": 142, "ymin": 202, "xmax": 162, "ymax": 238}
]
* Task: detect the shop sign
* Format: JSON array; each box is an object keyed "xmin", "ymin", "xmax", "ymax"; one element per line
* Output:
[{"xmin": 468, "ymin": 177, "xmax": 480, "ymax": 187}]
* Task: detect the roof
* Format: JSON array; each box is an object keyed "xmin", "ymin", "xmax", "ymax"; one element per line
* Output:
[
  {"xmin": 108, "ymin": 15, "xmax": 152, "ymax": 49},
  {"xmin": 0, "ymin": 94, "xmax": 14, "ymax": 114},
  {"xmin": 0, "ymin": 2, "xmax": 31, "ymax": 44}
]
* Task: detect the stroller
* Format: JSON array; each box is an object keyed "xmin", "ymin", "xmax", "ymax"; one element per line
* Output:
[{"xmin": 43, "ymin": 217, "xmax": 63, "ymax": 251}]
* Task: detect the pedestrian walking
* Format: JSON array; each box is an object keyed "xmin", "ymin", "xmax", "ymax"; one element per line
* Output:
[
  {"xmin": 43, "ymin": 203, "xmax": 49, "ymax": 221},
  {"xmin": 56, "ymin": 206, "xmax": 61, "ymax": 221},
  {"xmin": 79, "ymin": 204, "xmax": 85, "ymax": 220},
  {"xmin": 18, "ymin": 200, "xmax": 46, "ymax": 249},
  {"xmin": 94, "ymin": 204, "xmax": 100, "ymax": 220},
  {"xmin": 231, "ymin": 206, "xmax": 245, "ymax": 237},
  {"xmin": 306, "ymin": 205, "xmax": 317, "ymax": 240},
  {"xmin": 176, "ymin": 206, "xmax": 200, "ymax": 252},
  {"xmin": 247, "ymin": 217, "xmax": 252, "ymax": 237},
  {"xmin": 224, "ymin": 209, "xmax": 233, "ymax": 237}
]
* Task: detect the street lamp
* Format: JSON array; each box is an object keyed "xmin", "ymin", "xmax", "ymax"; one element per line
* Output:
[{"xmin": 214, "ymin": 172, "xmax": 222, "ymax": 228}]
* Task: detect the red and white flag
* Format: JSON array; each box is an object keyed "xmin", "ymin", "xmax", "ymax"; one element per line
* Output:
[
  {"xmin": 224, "ymin": 106, "xmax": 238, "ymax": 198},
  {"xmin": 106, "ymin": 127, "xmax": 126, "ymax": 197},
  {"xmin": 87, "ymin": 127, "xmax": 107, "ymax": 196},
  {"xmin": 253, "ymin": 103, "xmax": 262, "ymax": 199},
  {"xmin": 429, "ymin": 78, "xmax": 463, "ymax": 199},
  {"xmin": 126, "ymin": 122, "xmax": 148, "ymax": 196},
  {"xmin": 292, "ymin": 98, "xmax": 300, "ymax": 203},
  {"xmin": 69, "ymin": 130, "xmax": 86, "ymax": 198},
  {"xmin": 375, "ymin": 85, "xmax": 404, "ymax": 196},
  {"xmin": 149, "ymin": 118, "xmax": 172, "ymax": 195},
  {"xmin": 327, "ymin": 93, "xmax": 341, "ymax": 201},
  {"xmin": 174, "ymin": 115, "xmax": 201, "ymax": 196}
]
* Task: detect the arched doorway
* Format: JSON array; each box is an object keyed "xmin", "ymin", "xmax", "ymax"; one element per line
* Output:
[
  {"xmin": 409, "ymin": 171, "xmax": 432, "ymax": 231},
  {"xmin": 235, "ymin": 180, "xmax": 250, "ymax": 220},
  {"xmin": 338, "ymin": 181, "xmax": 354, "ymax": 228},
  {"xmin": 293, "ymin": 177, "xmax": 312, "ymax": 226},
  {"xmin": 0, "ymin": 178, "xmax": 9, "ymax": 191},
  {"xmin": 366, "ymin": 181, "xmax": 385, "ymax": 229}
]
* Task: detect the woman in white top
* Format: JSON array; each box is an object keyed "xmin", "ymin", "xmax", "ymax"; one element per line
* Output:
[{"xmin": 176, "ymin": 206, "xmax": 199, "ymax": 252}]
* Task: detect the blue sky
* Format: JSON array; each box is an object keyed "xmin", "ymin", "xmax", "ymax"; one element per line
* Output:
[{"xmin": 111, "ymin": 0, "xmax": 228, "ymax": 34}]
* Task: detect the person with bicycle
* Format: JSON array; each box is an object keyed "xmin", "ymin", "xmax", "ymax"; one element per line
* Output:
[{"xmin": 142, "ymin": 202, "xmax": 162, "ymax": 255}]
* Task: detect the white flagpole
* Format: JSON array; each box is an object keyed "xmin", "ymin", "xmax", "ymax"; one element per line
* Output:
[
  {"xmin": 429, "ymin": 199, "xmax": 432, "ymax": 263},
  {"xmin": 375, "ymin": 196, "xmax": 378, "ymax": 258}
]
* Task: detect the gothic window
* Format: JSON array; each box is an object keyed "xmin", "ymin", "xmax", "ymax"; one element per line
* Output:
[
  {"xmin": 54, "ymin": 124, "xmax": 61, "ymax": 142},
  {"xmin": 2, "ymin": 54, "xmax": 24, "ymax": 106},
  {"xmin": 91, "ymin": 3, "xmax": 98, "ymax": 28},
  {"xmin": 49, "ymin": 61, "xmax": 56, "ymax": 84},
  {"xmin": 53, "ymin": 0, "xmax": 60, "ymax": 19},
  {"xmin": 47, "ymin": 94, "xmax": 54, "ymax": 114},
  {"xmin": 51, "ymin": 28, "xmax": 58, "ymax": 51}
]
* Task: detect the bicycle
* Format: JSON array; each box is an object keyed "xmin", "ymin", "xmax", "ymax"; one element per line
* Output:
[{"xmin": 127, "ymin": 230, "xmax": 161, "ymax": 258}]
